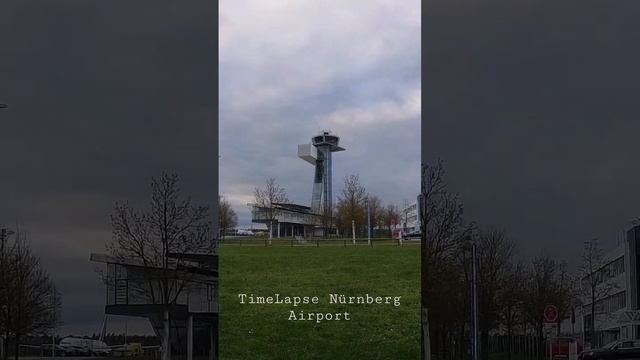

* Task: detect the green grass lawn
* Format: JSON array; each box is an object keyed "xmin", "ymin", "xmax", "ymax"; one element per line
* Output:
[{"xmin": 219, "ymin": 245, "xmax": 420, "ymax": 360}]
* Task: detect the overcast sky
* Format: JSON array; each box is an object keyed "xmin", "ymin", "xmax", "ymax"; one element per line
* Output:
[
  {"xmin": 423, "ymin": 0, "xmax": 640, "ymax": 268},
  {"xmin": 220, "ymin": 0, "xmax": 421, "ymax": 228}
]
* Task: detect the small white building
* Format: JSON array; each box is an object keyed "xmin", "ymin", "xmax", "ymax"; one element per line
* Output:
[
  {"xmin": 400, "ymin": 200, "xmax": 420, "ymax": 234},
  {"xmin": 250, "ymin": 202, "xmax": 326, "ymax": 238}
]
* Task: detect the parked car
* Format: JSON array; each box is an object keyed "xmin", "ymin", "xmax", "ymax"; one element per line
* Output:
[
  {"xmin": 402, "ymin": 230, "xmax": 421, "ymax": 240},
  {"xmin": 236, "ymin": 229, "xmax": 255, "ymax": 236},
  {"xmin": 580, "ymin": 340, "xmax": 640, "ymax": 360},
  {"xmin": 546, "ymin": 337, "xmax": 583, "ymax": 358}
]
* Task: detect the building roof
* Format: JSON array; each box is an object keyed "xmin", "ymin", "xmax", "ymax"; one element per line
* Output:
[
  {"xmin": 90, "ymin": 252, "xmax": 218, "ymax": 277},
  {"xmin": 251, "ymin": 202, "xmax": 322, "ymax": 216},
  {"xmin": 272, "ymin": 202, "xmax": 314, "ymax": 214}
]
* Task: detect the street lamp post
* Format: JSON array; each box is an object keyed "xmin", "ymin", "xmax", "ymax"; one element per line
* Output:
[
  {"xmin": 0, "ymin": 228, "xmax": 15, "ymax": 360},
  {"xmin": 351, "ymin": 220, "xmax": 356, "ymax": 245},
  {"xmin": 461, "ymin": 239, "xmax": 480, "ymax": 360},
  {"xmin": 367, "ymin": 198, "xmax": 371, "ymax": 247},
  {"xmin": 471, "ymin": 243, "xmax": 479, "ymax": 360}
]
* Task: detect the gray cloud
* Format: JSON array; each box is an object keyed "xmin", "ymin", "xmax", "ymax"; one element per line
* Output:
[
  {"xmin": 220, "ymin": 0, "xmax": 421, "ymax": 226},
  {"xmin": 423, "ymin": 0, "xmax": 640, "ymax": 268}
]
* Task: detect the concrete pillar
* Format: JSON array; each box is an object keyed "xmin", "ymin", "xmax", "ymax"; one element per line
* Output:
[
  {"xmin": 209, "ymin": 324, "xmax": 216, "ymax": 360},
  {"xmin": 187, "ymin": 315, "xmax": 193, "ymax": 360},
  {"xmin": 163, "ymin": 310, "xmax": 170, "ymax": 360},
  {"xmin": 352, "ymin": 220, "xmax": 356, "ymax": 245}
]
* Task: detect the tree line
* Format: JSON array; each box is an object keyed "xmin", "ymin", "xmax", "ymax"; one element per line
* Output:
[
  {"xmin": 0, "ymin": 227, "xmax": 61, "ymax": 360},
  {"xmin": 419, "ymin": 161, "xmax": 613, "ymax": 360},
  {"xmin": 218, "ymin": 175, "xmax": 408, "ymax": 240},
  {"xmin": 333, "ymin": 174, "xmax": 402, "ymax": 239}
]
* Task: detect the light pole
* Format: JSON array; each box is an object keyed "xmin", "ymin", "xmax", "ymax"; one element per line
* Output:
[
  {"xmin": 351, "ymin": 220, "xmax": 356, "ymax": 245},
  {"xmin": 471, "ymin": 243, "xmax": 479, "ymax": 360},
  {"xmin": 367, "ymin": 197, "xmax": 371, "ymax": 246},
  {"xmin": 51, "ymin": 289, "xmax": 58, "ymax": 358},
  {"xmin": 0, "ymin": 228, "xmax": 15, "ymax": 360}
]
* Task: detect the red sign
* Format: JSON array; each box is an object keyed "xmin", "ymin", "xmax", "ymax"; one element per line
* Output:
[{"xmin": 544, "ymin": 305, "xmax": 559, "ymax": 323}]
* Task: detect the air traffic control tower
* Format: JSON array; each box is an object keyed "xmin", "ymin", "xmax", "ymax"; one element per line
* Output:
[{"xmin": 298, "ymin": 131, "xmax": 345, "ymax": 216}]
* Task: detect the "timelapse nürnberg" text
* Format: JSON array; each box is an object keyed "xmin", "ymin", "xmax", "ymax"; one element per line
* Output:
[{"xmin": 237, "ymin": 293, "xmax": 402, "ymax": 323}]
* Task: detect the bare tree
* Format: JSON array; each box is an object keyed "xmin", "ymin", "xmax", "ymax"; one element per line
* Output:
[
  {"xmin": 477, "ymin": 228, "xmax": 515, "ymax": 360},
  {"xmin": 381, "ymin": 204, "xmax": 400, "ymax": 238},
  {"xmin": 366, "ymin": 195, "xmax": 382, "ymax": 238},
  {"xmin": 420, "ymin": 160, "xmax": 472, "ymax": 360},
  {"xmin": 0, "ymin": 229, "xmax": 61, "ymax": 360},
  {"xmin": 555, "ymin": 261, "xmax": 579, "ymax": 336},
  {"xmin": 497, "ymin": 261, "xmax": 526, "ymax": 360},
  {"xmin": 253, "ymin": 178, "xmax": 289, "ymax": 244},
  {"xmin": 521, "ymin": 255, "xmax": 568, "ymax": 355},
  {"xmin": 107, "ymin": 172, "xmax": 214, "ymax": 358},
  {"xmin": 318, "ymin": 202, "xmax": 334, "ymax": 239},
  {"xmin": 580, "ymin": 238, "xmax": 617, "ymax": 347},
  {"xmin": 218, "ymin": 196, "xmax": 237, "ymax": 240},
  {"xmin": 0, "ymin": 227, "xmax": 10, "ymax": 360},
  {"xmin": 336, "ymin": 174, "xmax": 367, "ymax": 238}
]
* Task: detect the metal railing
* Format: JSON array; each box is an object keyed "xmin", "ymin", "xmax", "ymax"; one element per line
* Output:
[{"xmin": 218, "ymin": 236, "xmax": 421, "ymax": 247}]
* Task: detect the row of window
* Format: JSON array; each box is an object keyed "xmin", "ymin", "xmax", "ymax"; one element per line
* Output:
[
  {"xmin": 583, "ymin": 256, "xmax": 625, "ymax": 286},
  {"xmin": 604, "ymin": 257, "xmax": 625, "ymax": 278},
  {"xmin": 593, "ymin": 291, "xmax": 626, "ymax": 314},
  {"xmin": 404, "ymin": 203, "xmax": 417, "ymax": 212}
]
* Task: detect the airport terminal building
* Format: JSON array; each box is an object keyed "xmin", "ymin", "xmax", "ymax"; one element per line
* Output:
[{"xmin": 251, "ymin": 202, "xmax": 324, "ymax": 238}]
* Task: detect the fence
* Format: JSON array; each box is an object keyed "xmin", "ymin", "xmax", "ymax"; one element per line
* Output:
[
  {"xmin": 15, "ymin": 343, "xmax": 159, "ymax": 359},
  {"xmin": 488, "ymin": 335, "xmax": 545, "ymax": 360},
  {"xmin": 218, "ymin": 236, "xmax": 421, "ymax": 247},
  {"xmin": 427, "ymin": 333, "xmax": 552, "ymax": 360}
]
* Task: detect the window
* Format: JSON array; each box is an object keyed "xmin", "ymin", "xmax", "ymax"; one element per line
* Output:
[
  {"xmin": 595, "ymin": 291, "xmax": 626, "ymax": 314},
  {"xmin": 620, "ymin": 341, "xmax": 635, "ymax": 349},
  {"xmin": 582, "ymin": 256, "xmax": 625, "ymax": 287}
]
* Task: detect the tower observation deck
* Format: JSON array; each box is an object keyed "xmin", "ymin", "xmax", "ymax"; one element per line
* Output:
[{"xmin": 297, "ymin": 131, "xmax": 345, "ymax": 216}]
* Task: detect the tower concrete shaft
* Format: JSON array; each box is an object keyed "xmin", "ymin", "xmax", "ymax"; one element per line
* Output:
[{"xmin": 298, "ymin": 131, "xmax": 345, "ymax": 215}]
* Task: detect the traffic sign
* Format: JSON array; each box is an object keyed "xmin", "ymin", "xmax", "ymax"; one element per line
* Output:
[
  {"xmin": 544, "ymin": 323, "xmax": 555, "ymax": 336},
  {"xmin": 544, "ymin": 305, "xmax": 559, "ymax": 323},
  {"xmin": 618, "ymin": 310, "xmax": 640, "ymax": 324}
]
